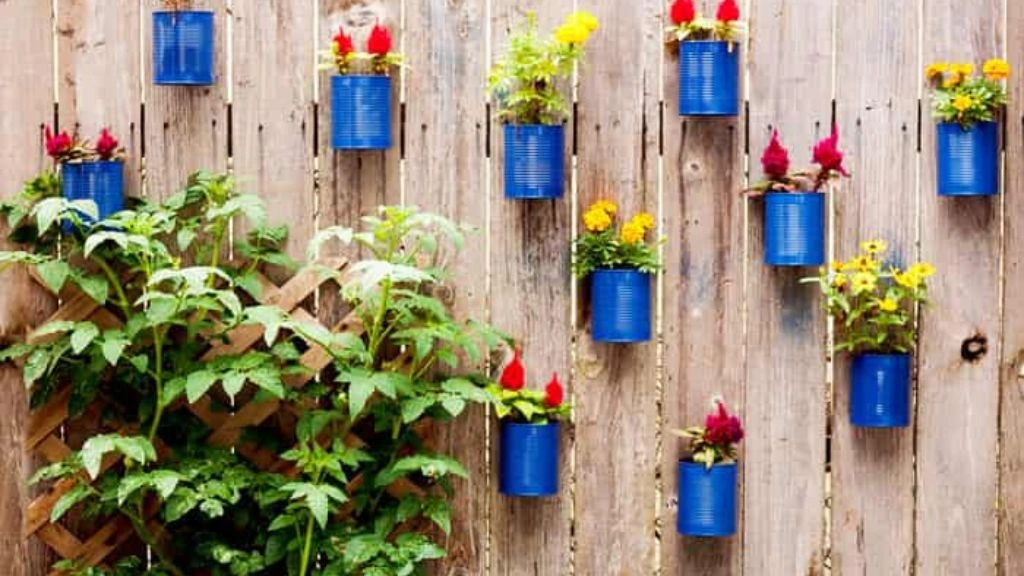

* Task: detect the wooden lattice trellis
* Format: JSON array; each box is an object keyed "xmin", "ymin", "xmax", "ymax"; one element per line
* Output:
[{"xmin": 20, "ymin": 257, "xmax": 425, "ymax": 572}]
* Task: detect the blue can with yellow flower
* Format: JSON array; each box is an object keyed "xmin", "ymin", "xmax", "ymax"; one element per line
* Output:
[
  {"xmin": 850, "ymin": 353, "xmax": 911, "ymax": 427},
  {"xmin": 574, "ymin": 202, "xmax": 660, "ymax": 343}
]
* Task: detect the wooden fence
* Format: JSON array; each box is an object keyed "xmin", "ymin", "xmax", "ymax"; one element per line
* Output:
[{"xmin": 0, "ymin": 0, "xmax": 1022, "ymax": 574}]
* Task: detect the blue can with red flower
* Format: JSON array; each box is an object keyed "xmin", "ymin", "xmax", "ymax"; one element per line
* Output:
[
  {"xmin": 61, "ymin": 161, "xmax": 125, "ymax": 229},
  {"xmin": 152, "ymin": 11, "xmax": 215, "ymax": 86},
  {"xmin": 935, "ymin": 121, "xmax": 999, "ymax": 197},
  {"xmin": 591, "ymin": 268, "xmax": 652, "ymax": 343},
  {"xmin": 763, "ymin": 191, "xmax": 826, "ymax": 266},
  {"xmin": 500, "ymin": 421, "xmax": 560, "ymax": 497},
  {"xmin": 331, "ymin": 75, "xmax": 393, "ymax": 150},
  {"xmin": 677, "ymin": 461, "xmax": 738, "ymax": 536},
  {"xmin": 678, "ymin": 41, "xmax": 740, "ymax": 117},
  {"xmin": 504, "ymin": 124, "xmax": 565, "ymax": 199},
  {"xmin": 850, "ymin": 353, "xmax": 911, "ymax": 428}
]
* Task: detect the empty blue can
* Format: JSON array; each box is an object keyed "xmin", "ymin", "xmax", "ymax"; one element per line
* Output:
[
  {"xmin": 61, "ymin": 161, "xmax": 124, "ymax": 231},
  {"xmin": 331, "ymin": 75, "xmax": 393, "ymax": 150},
  {"xmin": 153, "ymin": 11, "xmax": 215, "ymax": 86},
  {"xmin": 677, "ymin": 460, "xmax": 737, "ymax": 537},
  {"xmin": 678, "ymin": 40, "xmax": 741, "ymax": 117},
  {"xmin": 590, "ymin": 269, "xmax": 651, "ymax": 343},
  {"xmin": 936, "ymin": 121, "xmax": 999, "ymax": 197},
  {"xmin": 763, "ymin": 192, "xmax": 826, "ymax": 266},
  {"xmin": 499, "ymin": 422, "xmax": 559, "ymax": 497},
  {"xmin": 503, "ymin": 124, "xmax": 565, "ymax": 199},
  {"xmin": 850, "ymin": 353, "xmax": 911, "ymax": 428}
]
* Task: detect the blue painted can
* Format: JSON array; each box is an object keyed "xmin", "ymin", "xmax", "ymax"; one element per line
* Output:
[
  {"xmin": 850, "ymin": 353, "xmax": 911, "ymax": 428},
  {"xmin": 153, "ymin": 11, "xmax": 215, "ymax": 86},
  {"xmin": 61, "ymin": 161, "xmax": 125, "ymax": 231},
  {"xmin": 936, "ymin": 121, "xmax": 999, "ymax": 197},
  {"xmin": 763, "ymin": 192, "xmax": 826, "ymax": 266},
  {"xmin": 331, "ymin": 75, "xmax": 393, "ymax": 150},
  {"xmin": 677, "ymin": 460, "xmax": 738, "ymax": 537},
  {"xmin": 591, "ymin": 269, "xmax": 652, "ymax": 343},
  {"xmin": 678, "ymin": 40, "xmax": 741, "ymax": 117},
  {"xmin": 503, "ymin": 124, "xmax": 565, "ymax": 199},
  {"xmin": 499, "ymin": 422, "xmax": 559, "ymax": 497}
]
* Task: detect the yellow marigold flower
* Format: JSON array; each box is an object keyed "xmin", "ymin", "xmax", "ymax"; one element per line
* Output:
[
  {"xmin": 570, "ymin": 10, "xmax": 600, "ymax": 32},
  {"xmin": 860, "ymin": 239, "xmax": 887, "ymax": 254},
  {"xmin": 832, "ymin": 273, "xmax": 848, "ymax": 287},
  {"xmin": 894, "ymin": 270, "xmax": 920, "ymax": 289},
  {"xmin": 847, "ymin": 255, "xmax": 878, "ymax": 272},
  {"xmin": 620, "ymin": 221, "xmax": 646, "ymax": 244},
  {"xmin": 878, "ymin": 298, "xmax": 899, "ymax": 312},
  {"xmin": 851, "ymin": 272, "xmax": 877, "ymax": 294},
  {"xmin": 583, "ymin": 207, "xmax": 612, "ymax": 232},
  {"xmin": 830, "ymin": 260, "xmax": 844, "ymax": 272},
  {"xmin": 952, "ymin": 94, "xmax": 974, "ymax": 112},
  {"xmin": 632, "ymin": 212, "xmax": 656, "ymax": 231},
  {"xmin": 983, "ymin": 58, "xmax": 1011, "ymax": 80},
  {"xmin": 925, "ymin": 62, "xmax": 948, "ymax": 80},
  {"xmin": 590, "ymin": 199, "xmax": 617, "ymax": 215},
  {"xmin": 951, "ymin": 62, "xmax": 975, "ymax": 77},
  {"xmin": 555, "ymin": 20, "xmax": 590, "ymax": 45},
  {"xmin": 909, "ymin": 262, "xmax": 936, "ymax": 278},
  {"xmin": 943, "ymin": 74, "xmax": 962, "ymax": 88}
]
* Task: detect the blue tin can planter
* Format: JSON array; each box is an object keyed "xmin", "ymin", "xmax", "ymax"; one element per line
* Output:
[
  {"xmin": 61, "ymin": 161, "xmax": 125, "ymax": 231},
  {"xmin": 152, "ymin": 11, "xmax": 215, "ymax": 86},
  {"xmin": 503, "ymin": 124, "xmax": 565, "ymax": 199},
  {"xmin": 850, "ymin": 353, "xmax": 911, "ymax": 428},
  {"xmin": 678, "ymin": 40, "xmax": 741, "ymax": 117},
  {"xmin": 677, "ymin": 460, "xmax": 738, "ymax": 537},
  {"xmin": 590, "ymin": 269, "xmax": 652, "ymax": 343},
  {"xmin": 936, "ymin": 121, "xmax": 999, "ymax": 197},
  {"xmin": 763, "ymin": 192, "xmax": 826, "ymax": 266},
  {"xmin": 499, "ymin": 422, "xmax": 559, "ymax": 497},
  {"xmin": 331, "ymin": 75, "xmax": 393, "ymax": 150}
]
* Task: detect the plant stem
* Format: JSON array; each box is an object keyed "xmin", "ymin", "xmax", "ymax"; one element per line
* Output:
[
  {"xmin": 127, "ymin": 510, "xmax": 186, "ymax": 576},
  {"xmin": 147, "ymin": 327, "xmax": 165, "ymax": 441},
  {"xmin": 298, "ymin": 513, "xmax": 316, "ymax": 576},
  {"xmin": 91, "ymin": 255, "xmax": 131, "ymax": 314},
  {"xmin": 368, "ymin": 279, "xmax": 392, "ymax": 366}
]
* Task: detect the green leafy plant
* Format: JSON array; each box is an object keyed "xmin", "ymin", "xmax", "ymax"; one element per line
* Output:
[
  {"xmin": 572, "ymin": 199, "xmax": 660, "ymax": 277},
  {"xmin": 925, "ymin": 59, "xmax": 1010, "ymax": 126},
  {"xmin": 801, "ymin": 240, "xmax": 935, "ymax": 354},
  {"xmin": 486, "ymin": 349, "xmax": 569, "ymax": 424},
  {"xmin": 487, "ymin": 10, "xmax": 598, "ymax": 125},
  {"xmin": 1, "ymin": 173, "xmax": 503, "ymax": 576}
]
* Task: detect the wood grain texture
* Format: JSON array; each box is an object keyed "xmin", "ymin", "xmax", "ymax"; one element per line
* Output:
[
  {"xmin": 1001, "ymin": 4, "xmax": 1024, "ymax": 573},
  {"xmin": 403, "ymin": 1, "xmax": 489, "ymax": 574},
  {"xmin": 488, "ymin": 3, "xmax": 573, "ymax": 575},
  {"xmin": 0, "ymin": 1, "xmax": 56, "ymax": 574},
  {"xmin": 661, "ymin": 115, "xmax": 745, "ymax": 575},
  {"xmin": 143, "ymin": 0, "xmax": 227, "ymax": 201},
  {"xmin": 831, "ymin": 0, "xmax": 918, "ymax": 574},
  {"xmin": 744, "ymin": 0, "xmax": 833, "ymax": 574},
  {"xmin": 232, "ymin": 0, "xmax": 315, "ymax": 261},
  {"xmin": 57, "ymin": 0, "xmax": 142, "ymax": 198},
  {"xmin": 917, "ymin": 1, "xmax": 1003, "ymax": 574},
  {"xmin": 573, "ymin": 0, "xmax": 660, "ymax": 574}
]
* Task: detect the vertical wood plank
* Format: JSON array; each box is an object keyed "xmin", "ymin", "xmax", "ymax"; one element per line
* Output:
[
  {"xmin": 661, "ymin": 71, "xmax": 745, "ymax": 576},
  {"xmin": 1001, "ymin": 3, "xmax": 1024, "ymax": 573},
  {"xmin": 918, "ymin": 1, "xmax": 1003, "ymax": 574},
  {"xmin": 573, "ymin": 1, "xmax": 661, "ymax": 575},
  {"xmin": 144, "ymin": 0, "xmax": 228, "ymax": 201},
  {"xmin": 403, "ymin": 1, "xmax": 489, "ymax": 575},
  {"xmin": 831, "ymin": 0, "xmax": 918, "ymax": 574},
  {"xmin": 0, "ymin": 1, "xmax": 56, "ymax": 574},
  {"xmin": 744, "ymin": 0, "xmax": 833, "ymax": 574},
  {"xmin": 488, "ymin": 3, "xmax": 573, "ymax": 575},
  {"xmin": 232, "ymin": 0, "xmax": 316, "ymax": 259}
]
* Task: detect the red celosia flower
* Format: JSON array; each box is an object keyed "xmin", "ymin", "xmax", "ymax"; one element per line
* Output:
[
  {"xmin": 812, "ymin": 124, "xmax": 849, "ymax": 177},
  {"xmin": 761, "ymin": 129, "xmax": 790, "ymax": 180},
  {"xmin": 545, "ymin": 373, "xmax": 564, "ymax": 407},
  {"xmin": 704, "ymin": 399, "xmax": 744, "ymax": 447},
  {"xmin": 367, "ymin": 23, "xmax": 392, "ymax": 56},
  {"xmin": 333, "ymin": 27, "xmax": 355, "ymax": 56},
  {"xmin": 669, "ymin": 0, "xmax": 696, "ymax": 25},
  {"xmin": 45, "ymin": 126, "xmax": 72, "ymax": 160},
  {"xmin": 95, "ymin": 128, "xmax": 119, "ymax": 160},
  {"xmin": 716, "ymin": 0, "xmax": 741, "ymax": 22},
  {"xmin": 499, "ymin": 348, "xmax": 525, "ymax": 391}
]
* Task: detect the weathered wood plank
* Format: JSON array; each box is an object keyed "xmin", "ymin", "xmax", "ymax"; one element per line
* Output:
[
  {"xmin": 744, "ymin": 0, "xmax": 833, "ymax": 574},
  {"xmin": 573, "ymin": 1, "xmax": 660, "ymax": 574},
  {"xmin": 0, "ymin": 1, "xmax": 56, "ymax": 574},
  {"xmin": 402, "ymin": 0, "xmax": 489, "ymax": 574},
  {"xmin": 143, "ymin": 0, "xmax": 227, "ymax": 201},
  {"xmin": 488, "ymin": 3, "xmax": 574, "ymax": 575},
  {"xmin": 232, "ymin": 0, "xmax": 316, "ymax": 264},
  {"xmin": 918, "ymin": 1, "xmax": 1003, "ymax": 574},
  {"xmin": 831, "ymin": 0, "xmax": 918, "ymax": 574}
]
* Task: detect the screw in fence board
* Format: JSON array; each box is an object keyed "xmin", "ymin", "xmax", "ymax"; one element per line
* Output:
[
  {"xmin": 918, "ymin": 1, "xmax": 1004, "ymax": 573},
  {"xmin": 402, "ymin": 0, "xmax": 489, "ymax": 574},
  {"xmin": 571, "ymin": 0, "xmax": 661, "ymax": 574},
  {"xmin": 744, "ymin": 0, "xmax": 834, "ymax": 574},
  {"xmin": 830, "ymin": 1, "xmax": 919, "ymax": 574}
]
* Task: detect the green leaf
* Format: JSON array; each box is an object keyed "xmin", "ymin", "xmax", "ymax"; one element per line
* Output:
[
  {"xmin": 129, "ymin": 354, "xmax": 149, "ymax": 374},
  {"xmin": 83, "ymin": 231, "xmax": 128, "ymax": 258},
  {"xmin": 349, "ymin": 378, "xmax": 374, "ymax": 419},
  {"xmin": 221, "ymin": 371, "xmax": 246, "ymax": 401},
  {"xmin": 442, "ymin": 378, "xmax": 490, "ymax": 403},
  {"xmin": 76, "ymin": 275, "xmax": 109, "ymax": 305},
  {"xmin": 441, "ymin": 396, "xmax": 466, "ymax": 417},
  {"xmin": 80, "ymin": 435, "xmax": 115, "ymax": 479},
  {"xmin": 424, "ymin": 498, "xmax": 452, "ymax": 535},
  {"xmin": 401, "ymin": 396, "xmax": 434, "ymax": 423},
  {"xmin": 186, "ymin": 370, "xmax": 218, "ymax": 403},
  {"xmin": 36, "ymin": 260, "xmax": 70, "ymax": 293},
  {"xmin": 70, "ymin": 322, "xmax": 99, "ymax": 354},
  {"xmin": 282, "ymin": 482, "xmax": 330, "ymax": 529},
  {"xmin": 101, "ymin": 336, "xmax": 130, "ymax": 366},
  {"xmin": 33, "ymin": 197, "xmax": 63, "ymax": 234},
  {"xmin": 248, "ymin": 366, "xmax": 285, "ymax": 398},
  {"xmin": 51, "ymin": 484, "xmax": 92, "ymax": 523}
]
